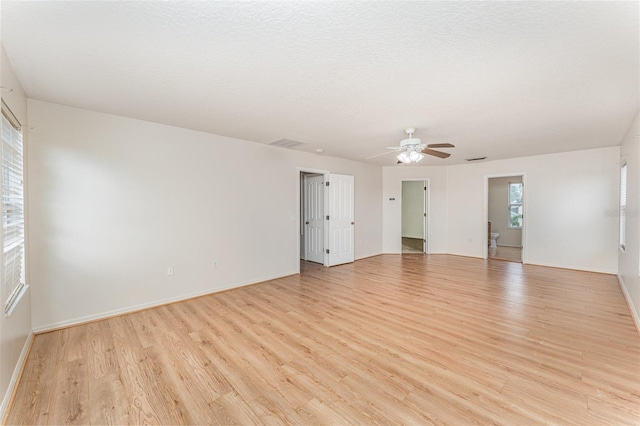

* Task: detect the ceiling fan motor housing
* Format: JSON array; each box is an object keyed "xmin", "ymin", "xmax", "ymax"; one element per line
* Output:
[{"xmin": 399, "ymin": 138, "xmax": 424, "ymax": 150}]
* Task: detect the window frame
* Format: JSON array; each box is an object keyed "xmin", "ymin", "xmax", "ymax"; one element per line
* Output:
[
  {"xmin": 507, "ymin": 182, "xmax": 523, "ymax": 230},
  {"xmin": 620, "ymin": 162, "xmax": 627, "ymax": 252},
  {"xmin": 2, "ymin": 100, "xmax": 26, "ymax": 316}
]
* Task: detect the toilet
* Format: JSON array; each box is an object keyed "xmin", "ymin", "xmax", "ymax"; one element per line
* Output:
[{"xmin": 490, "ymin": 233, "xmax": 500, "ymax": 248}]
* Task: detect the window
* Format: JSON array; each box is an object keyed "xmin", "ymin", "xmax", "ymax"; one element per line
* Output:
[
  {"xmin": 2, "ymin": 102, "xmax": 25, "ymax": 316},
  {"xmin": 508, "ymin": 182, "xmax": 523, "ymax": 229},
  {"xmin": 620, "ymin": 163, "xmax": 627, "ymax": 251}
]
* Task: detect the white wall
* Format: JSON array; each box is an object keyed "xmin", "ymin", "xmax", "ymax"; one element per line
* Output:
[
  {"xmin": 0, "ymin": 46, "xmax": 32, "ymax": 419},
  {"xmin": 446, "ymin": 148, "xmax": 620, "ymax": 273},
  {"xmin": 383, "ymin": 166, "xmax": 448, "ymax": 254},
  {"xmin": 28, "ymin": 99, "xmax": 382, "ymax": 330},
  {"xmin": 488, "ymin": 176, "xmax": 522, "ymax": 247},
  {"xmin": 401, "ymin": 181, "xmax": 424, "ymax": 239},
  {"xmin": 618, "ymin": 110, "xmax": 640, "ymax": 331}
]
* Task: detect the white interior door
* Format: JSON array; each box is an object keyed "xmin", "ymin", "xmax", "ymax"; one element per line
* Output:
[
  {"xmin": 327, "ymin": 174, "xmax": 354, "ymax": 266},
  {"xmin": 303, "ymin": 174, "xmax": 324, "ymax": 264}
]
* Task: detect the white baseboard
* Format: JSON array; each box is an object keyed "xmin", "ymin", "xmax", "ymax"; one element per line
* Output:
[
  {"xmin": 382, "ymin": 250, "xmax": 448, "ymax": 255},
  {"xmin": 355, "ymin": 252, "xmax": 384, "ymax": 261},
  {"xmin": 617, "ymin": 274, "xmax": 640, "ymax": 335},
  {"xmin": 497, "ymin": 244, "xmax": 522, "ymax": 248},
  {"xmin": 33, "ymin": 270, "xmax": 298, "ymax": 333},
  {"xmin": 0, "ymin": 331, "xmax": 33, "ymax": 422},
  {"xmin": 387, "ymin": 251, "xmax": 614, "ymax": 274},
  {"xmin": 525, "ymin": 260, "xmax": 616, "ymax": 275}
]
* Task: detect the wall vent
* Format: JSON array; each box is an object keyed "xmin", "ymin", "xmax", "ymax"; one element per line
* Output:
[
  {"xmin": 465, "ymin": 157, "xmax": 487, "ymax": 162},
  {"xmin": 269, "ymin": 138, "xmax": 307, "ymax": 149}
]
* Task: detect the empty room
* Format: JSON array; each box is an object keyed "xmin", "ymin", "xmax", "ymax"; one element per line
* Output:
[{"xmin": 1, "ymin": 1, "xmax": 639, "ymax": 424}]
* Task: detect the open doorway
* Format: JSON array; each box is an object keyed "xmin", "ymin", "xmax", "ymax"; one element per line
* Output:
[
  {"xmin": 401, "ymin": 180, "xmax": 428, "ymax": 254},
  {"xmin": 486, "ymin": 175, "xmax": 524, "ymax": 262}
]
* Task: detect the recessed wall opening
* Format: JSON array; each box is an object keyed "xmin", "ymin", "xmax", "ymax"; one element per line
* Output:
[
  {"xmin": 486, "ymin": 175, "xmax": 524, "ymax": 263},
  {"xmin": 401, "ymin": 179, "xmax": 429, "ymax": 254}
]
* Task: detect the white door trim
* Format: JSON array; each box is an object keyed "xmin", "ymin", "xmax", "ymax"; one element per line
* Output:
[
  {"xmin": 297, "ymin": 167, "xmax": 330, "ymax": 272},
  {"xmin": 400, "ymin": 178, "xmax": 430, "ymax": 254},
  {"xmin": 483, "ymin": 173, "xmax": 527, "ymax": 263}
]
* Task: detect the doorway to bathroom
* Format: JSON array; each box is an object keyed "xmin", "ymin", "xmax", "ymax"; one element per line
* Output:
[
  {"xmin": 401, "ymin": 180, "xmax": 429, "ymax": 254},
  {"xmin": 486, "ymin": 175, "xmax": 524, "ymax": 262}
]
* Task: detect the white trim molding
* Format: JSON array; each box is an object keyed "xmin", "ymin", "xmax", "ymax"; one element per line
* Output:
[
  {"xmin": 617, "ymin": 274, "xmax": 640, "ymax": 335},
  {"xmin": 524, "ymin": 260, "xmax": 616, "ymax": 275},
  {"xmin": 0, "ymin": 331, "xmax": 33, "ymax": 421}
]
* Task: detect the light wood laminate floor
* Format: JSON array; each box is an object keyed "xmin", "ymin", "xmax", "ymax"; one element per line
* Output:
[
  {"xmin": 402, "ymin": 237, "xmax": 424, "ymax": 254},
  {"xmin": 489, "ymin": 246, "xmax": 522, "ymax": 262},
  {"xmin": 6, "ymin": 255, "xmax": 640, "ymax": 425}
]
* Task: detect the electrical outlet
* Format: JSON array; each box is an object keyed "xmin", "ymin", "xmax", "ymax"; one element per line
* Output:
[
  {"xmin": 212, "ymin": 261, "xmax": 218, "ymax": 269},
  {"xmin": 167, "ymin": 266, "xmax": 174, "ymax": 276}
]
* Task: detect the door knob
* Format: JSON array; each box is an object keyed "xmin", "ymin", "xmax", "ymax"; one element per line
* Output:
[
  {"xmin": 351, "ymin": 221, "xmax": 355, "ymax": 225},
  {"xmin": 305, "ymin": 221, "xmax": 309, "ymax": 225}
]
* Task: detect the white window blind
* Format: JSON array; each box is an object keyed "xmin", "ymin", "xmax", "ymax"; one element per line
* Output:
[
  {"xmin": 620, "ymin": 163, "xmax": 627, "ymax": 251},
  {"xmin": 2, "ymin": 108, "xmax": 25, "ymax": 315}
]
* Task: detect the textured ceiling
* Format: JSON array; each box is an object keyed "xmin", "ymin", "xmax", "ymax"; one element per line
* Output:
[{"xmin": 2, "ymin": 1, "xmax": 638, "ymax": 165}]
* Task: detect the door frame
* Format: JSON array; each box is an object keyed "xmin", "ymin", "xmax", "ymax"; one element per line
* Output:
[
  {"xmin": 297, "ymin": 167, "xmax": 330, "ymax": 272},
  {"xmin": 400, "ymin": 178, "xmax": 430, "ymax": 254},
  {"xmin": 483, "ymin": 172, "xmax": 527, "ymax": 262}
]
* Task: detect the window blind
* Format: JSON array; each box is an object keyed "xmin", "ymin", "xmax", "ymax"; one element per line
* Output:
[
  {"xmin": 620, "ymin": 163, "xmax": 627, "ymax": 251},
  {"xmin": 2, "ymin": 110, "xmax": 25, "ymax": 315}
]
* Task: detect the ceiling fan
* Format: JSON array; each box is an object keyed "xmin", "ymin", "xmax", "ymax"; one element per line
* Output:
[{"xmin": 366, "ymin": 128, "xmax": 455, "ymax": 163}]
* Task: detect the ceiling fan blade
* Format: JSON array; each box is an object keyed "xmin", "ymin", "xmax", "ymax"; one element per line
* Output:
[
  {"xmin": 365, "ymin": 150, "xmax": 396, "ymax": 160},
  {"xmin": 426, "ymin": 143, "xmax": 455, "ymax": 149},
  {"xmin": 421, "ymin": 148, "xmax": 451, "ymax": 159}
]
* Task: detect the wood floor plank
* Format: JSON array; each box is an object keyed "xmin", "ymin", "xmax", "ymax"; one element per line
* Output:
[
  {"xmin": 6, "ymin": 332, "xmax": 59, "ymax": 425},
  {"xmin": 47, "ymin": 358, "xmax": 89, "ymax": 425},
  {"xmin": 88, "ymin": 373, "xmax": 129, "ymax": 425},
  {"xmin": 86, "ymin": 320, "xmax": 118, "ymax": 379},
  {"xmin": 5, "ymin": 255, "xmax": 640, "ymax": 425},
  {"xmin": 61, "ymin": 326, "xmax": 87, "ymax": 364},
  {"xmin": 108, "ymin": 316, "xmax": 167, "ymax": 424}
]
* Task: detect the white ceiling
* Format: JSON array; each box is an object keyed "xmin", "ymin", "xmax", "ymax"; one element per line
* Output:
[{"xmin": 2, "ymin": 1, "xmax": 638, "ymax": 165}]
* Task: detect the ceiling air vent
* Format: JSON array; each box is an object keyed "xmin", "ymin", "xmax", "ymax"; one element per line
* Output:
[
  {"xmin": 465, "ymin": 157, "xmax": 487, "ymax": 162},
  {"xmin": 269, "ymin": 139, "xmax": 307, "ymax": 149}
]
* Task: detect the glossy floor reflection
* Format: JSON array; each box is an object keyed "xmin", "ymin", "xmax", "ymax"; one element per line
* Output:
[{"xmin": 489, "ymin": 245, "xmax": 522, "ymax": 262}]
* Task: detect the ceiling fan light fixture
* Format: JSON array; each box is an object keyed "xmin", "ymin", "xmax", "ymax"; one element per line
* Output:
[
  {"xmin": 409, "ymin": 151, "xmax": 424, "ymax": 162},
  {"xmin": 397, "ymin": 151, "xmax": 411, "ymax": 163}
]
